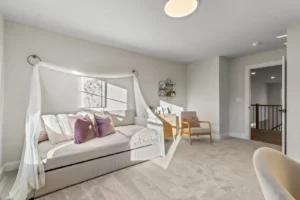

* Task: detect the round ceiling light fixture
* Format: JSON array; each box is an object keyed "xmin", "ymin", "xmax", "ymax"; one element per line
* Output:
[{"xmin": 164, "ymin": 0, "xmax": 199, "ymax": 18}]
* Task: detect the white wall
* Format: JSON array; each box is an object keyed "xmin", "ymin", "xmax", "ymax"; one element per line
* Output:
[
  {"xmin": 186, "ymin": 57, "xmax": 224, "ymax": 138},
  {"xmin": 251, "ymin": 66, "xmax": 282, "ymax": 105},
  {"xmin": 251, "ymin": 81, "xmax": 268, "ymax": 105},
  {"xmin": 267, "ymin": 83, "xmax": 281, "ymax": 105},
  {"xmin": 3, "ymin": 21, "xmax": 186, "ymax": 163},
  {"xmin": 219, "ymin": 57, "xmax": 229, "ymax": 136},
  {"xmin": 40, "ymin": 68, "xmax": 135, "ymax": 113},
  {"xmin": 287, "ymin": 25, "xmax": 300, "ymax": 160},
  {"xmin": 186, "ymin": 57, "xmax": 229, "ymax": 138},
  {"xmin": 228, "ymin": 48, "xmax": 286, "ymax": 139},
  {"xmin": 0, "ymin": 15, "xmax": 4, "ymax": 169}
]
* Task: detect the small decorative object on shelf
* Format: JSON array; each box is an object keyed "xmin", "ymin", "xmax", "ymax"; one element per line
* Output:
[
  {"xmin": 158, "ymin": 78, "xmax": 176, "ymax": 100},
  {"xmin": 166, "ymin": 78, "xmax": 173, "ymax": 84},
  {"xmin": 158, "ymin": 81, "xmax": 166, "ymax": 89},
  {"xmin": 159, "ymin": 90, "xmax": 166, "ymax": 97},
  {"xmin": 171, "ymin": 91, "xmax": 176, "ymax": 97}
]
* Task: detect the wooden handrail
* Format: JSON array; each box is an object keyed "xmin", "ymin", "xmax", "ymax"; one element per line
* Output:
[
  {"xmin": 251, "ymin": 104, "xmax": 281, "ymax": 106},
  {"xmin": 271, "ymin": 124, "xmax": 282, "ymax": 131}
]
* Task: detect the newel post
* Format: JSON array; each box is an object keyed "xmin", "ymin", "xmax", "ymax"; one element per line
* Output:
[{"xmin": 255, "ymin": 104, "xmax": 259, "ymax": 129}]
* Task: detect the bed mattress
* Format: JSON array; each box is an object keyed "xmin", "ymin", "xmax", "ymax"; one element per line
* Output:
[{"xmin": 39, "ymin": 125, "xmax": 159, "ymax": 171}]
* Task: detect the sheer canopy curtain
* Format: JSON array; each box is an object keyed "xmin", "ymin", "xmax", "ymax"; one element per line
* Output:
[
  {"xmin": 8, "ymin": 62, "xmax": 164, "ymax": 200},
  {"xmin": 8, "ymin": 66, "xmax": 45, "ymax": 200}
]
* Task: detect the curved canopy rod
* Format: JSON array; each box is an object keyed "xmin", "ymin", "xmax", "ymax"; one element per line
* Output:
[
  {"xmin": 132, "ymin": 70, "xmax": 139, "ymax": 77},
  {"xmin": 27, "ymin": 54, "xmax": 139, "ymax": 77}
]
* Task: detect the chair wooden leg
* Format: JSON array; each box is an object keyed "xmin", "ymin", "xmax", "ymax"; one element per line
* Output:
[
  {"xmin": 210, "ymin": 134, "xmax": 212, "ymax": 143},
  {"xmin": 189, "ymin": 135, "xmax": 192, "ymax": 145}
]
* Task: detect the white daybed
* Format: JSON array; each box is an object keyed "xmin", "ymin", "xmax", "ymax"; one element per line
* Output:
[
  {"xmin": 29, "ymin": 110, "xmax": 162, "ymax": 199},
  {"xmin": 9, "ymin": 63, "xmax": 165, "ymax": 200}
]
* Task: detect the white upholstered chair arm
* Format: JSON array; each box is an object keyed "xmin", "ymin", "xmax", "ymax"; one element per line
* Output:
[{"xmin": 253, "ymin": 147, "xmax": 300, "ymax": 200}]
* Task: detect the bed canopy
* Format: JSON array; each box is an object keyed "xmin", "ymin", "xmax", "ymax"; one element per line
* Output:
[{"xmin": 8, "ymin": 55, "xmax": 165, "ymax": 200}]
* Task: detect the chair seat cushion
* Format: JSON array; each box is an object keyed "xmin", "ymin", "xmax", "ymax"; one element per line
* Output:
[{"xmin": 183, "ymin": 127, "xmax": 210, "ymax": 134}]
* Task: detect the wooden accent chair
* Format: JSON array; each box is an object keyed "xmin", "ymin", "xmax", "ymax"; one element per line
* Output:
[
  {"xmin": 156, "ymin": 114, "xmax": 178, "ymax": 140},
  {"xmin": 180, "ymin": 111, "xmax": 212, "ymax": 145}
]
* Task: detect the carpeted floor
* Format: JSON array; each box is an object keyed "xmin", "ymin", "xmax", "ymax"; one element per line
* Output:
[{"xmin": 1, "ymin": 137, "xmax": 281, "ymax": 200}]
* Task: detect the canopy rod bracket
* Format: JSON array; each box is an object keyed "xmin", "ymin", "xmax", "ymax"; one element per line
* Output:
[
  {"xmin": 27, "ymin": 55, "xmax": 42, "ymax": 66},
  {"xmin": 132, "ymin": 70, "xmax": 139, "ymax": 77}
]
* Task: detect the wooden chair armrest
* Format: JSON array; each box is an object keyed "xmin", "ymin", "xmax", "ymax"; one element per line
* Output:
[
  {"xmin": 199, "ymin": 121, "xmax": 211, "ymax": 129},
  {"xmin": 181, "ymin": 121, "xmax": 190, "ymax": 128}
]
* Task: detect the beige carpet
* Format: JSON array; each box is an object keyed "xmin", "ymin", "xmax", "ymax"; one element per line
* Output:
[{"xmin": 31, "ymin": 137, "xmax": 280, "ymax": 200}]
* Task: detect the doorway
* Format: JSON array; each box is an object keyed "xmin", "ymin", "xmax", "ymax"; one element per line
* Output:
[
  {"xmin": 250, "ymin": 65, "xmax": 282, "ymax": 145},
  {"xmin": 245, "ymin": 59, "xmax": 287, "ymax": 153}
]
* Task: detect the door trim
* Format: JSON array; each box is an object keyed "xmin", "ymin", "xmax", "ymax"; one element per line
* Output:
[
  {"xmin": 244, "ymin": 60, "xmax": 282, "ymax": 145},
  {"xmin": 282, "ymin": 56, "xmax": 287, "ymax": 154}
]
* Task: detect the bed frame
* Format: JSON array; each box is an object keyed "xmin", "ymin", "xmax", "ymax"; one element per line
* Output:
[{"xmin": 28, "ymin": 143, "xmax": 160, "ymax": 199}]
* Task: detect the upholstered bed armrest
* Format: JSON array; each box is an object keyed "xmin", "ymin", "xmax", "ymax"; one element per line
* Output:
[{"xmin": 134, "ymin": 117, "xmax": 147, "ymax": 126}]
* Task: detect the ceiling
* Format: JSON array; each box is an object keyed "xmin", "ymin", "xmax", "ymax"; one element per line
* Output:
[
  {"xmin": 251, "ymin": 65, "xmax": 282, "ymax": 84},
  {"xmin": 0, "ymin": 0, "xmax": 299, "ymax": 63}
]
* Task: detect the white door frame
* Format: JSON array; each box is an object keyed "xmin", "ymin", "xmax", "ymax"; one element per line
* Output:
[{"xmin": 244, "ymin": 60, "xmax": 282, "ymax": 142}]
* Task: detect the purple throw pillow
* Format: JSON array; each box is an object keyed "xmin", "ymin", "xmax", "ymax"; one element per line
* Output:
[
  {"xmin": 74, "ymin": 117, "xmax": 96, "ymax": 144},
  {"xmin": 95, "ymin": 115, "xmax": 116, "ymax": 137}
]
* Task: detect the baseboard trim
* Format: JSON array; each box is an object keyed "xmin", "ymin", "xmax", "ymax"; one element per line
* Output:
[
  {"xmin": 0, "ymin": 165, "xmax": 5, "ymax": 181},
  {"xmin": 229, "ymin": 132, "xmax": 249, "ymax": 140},
  {"xmin": 212, "ymin": 132, "xmax": 230, "ymax": 140},
  {"xmin": 212, "ymin": 133, "xmax": 221, "ymax": 139},
  {"xmin": 5, "ymin": 161, "xmax": 20, "ymax": 172},
  {"xmin": 220, "ymin": 133, "xmax": 230, "ymax": 139},
  {"xmin": 0, "ymin": 165, "xmax": 7, "ymax": 194},
  {"xmin": 0, "ymin": 174, "xmax": 7, "ymax": 194}
]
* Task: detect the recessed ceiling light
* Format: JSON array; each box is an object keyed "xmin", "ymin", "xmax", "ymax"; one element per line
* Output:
[
  {"xmin": 271, "ymin": 76, "xmax": 275, "ymax": 79},
  {"xmin": 252, "ymin": 42, "xmax": 261, "ymax": 47},
  {"xmin": 284, "ymin": 43, "xmax": 287, "ymax": 45},
  {"xmin": 251, "ymin": 72, "xmax": 256, "ymax": 75},
  {"xmin": 277, "ymin": 34, "xmax": 287, "ymax": 39},
  {"xmin": 164, "ymin": 0, "xmax": 199, "ymax": 18}
]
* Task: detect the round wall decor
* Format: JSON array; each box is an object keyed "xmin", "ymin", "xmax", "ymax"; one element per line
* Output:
[
  {"xmin": 158, "ymin": 90, "xmax": 166, "ymax": 97},
  {"xmin": 158, "ymin": 81, "xmax": 166, "ymax": 89}
]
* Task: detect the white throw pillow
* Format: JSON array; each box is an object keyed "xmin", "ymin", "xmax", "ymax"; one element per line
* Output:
[
  {"xmin": 57, "ymin": 114, "xmax": 73, "ymax": 138},
  {"xmin": 42, "ymin": 115, "xmax": 73, "ymax": 144}
]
